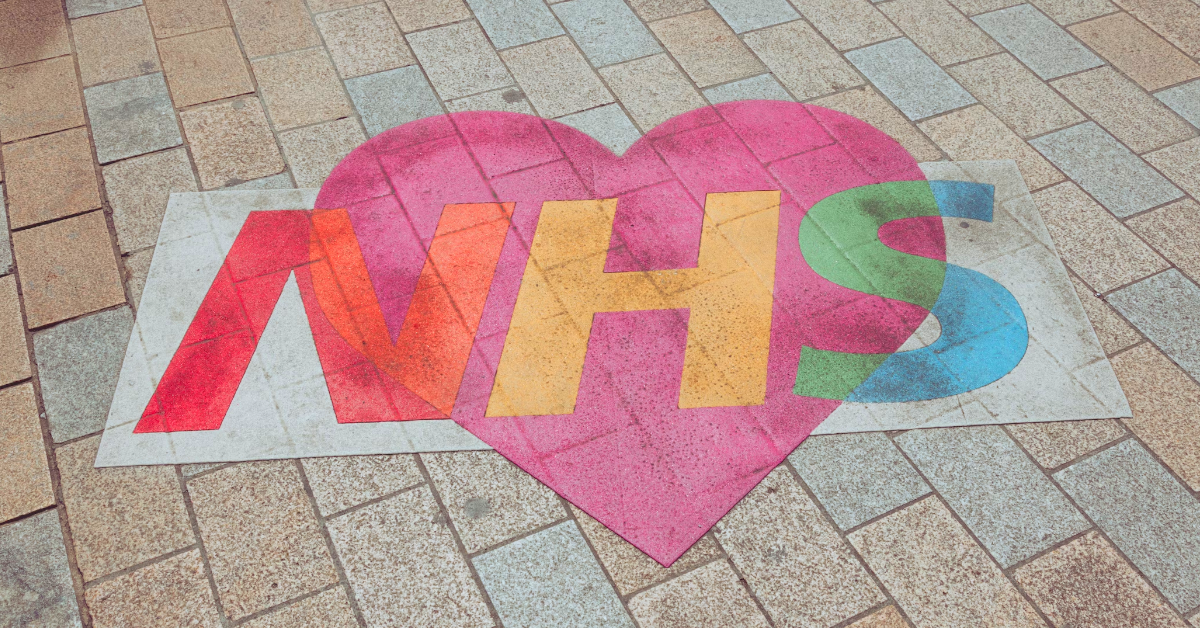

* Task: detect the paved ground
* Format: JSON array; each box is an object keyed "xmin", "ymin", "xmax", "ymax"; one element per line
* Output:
[{"xmin": 2, "ymin": 0, "xmax": 1200, "ymax": 626}]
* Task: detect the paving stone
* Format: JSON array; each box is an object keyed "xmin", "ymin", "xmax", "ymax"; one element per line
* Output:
[
  {"xmin": 345, "ymin": 66, "xmax": 444, "ymax": 137},
  {"xmin": 278, "ymin": 118, "xmax": 366, "ymax": 188},
  {"xmin": 1015, "ymin": 530, "xmax": 1188, "ymax": 628},
  {"xmin": 791, "ymin": 0, "xmax": 900, "ymax": 50},
  {"xmin": 1028, "ymin": 0, "xmax": 1115, "ymax": 24},
  {"xmin": 1068, "ymin": 275, "xmax": 1142, "ymax": 354},
  {"xmin": 467, "ymin": 0, "xmax": 563, "ymax": 49},
  {"xmin": 300, "ymin": 454, "xmax": 423, "ymax": 516},
  {"xmin": 920, "ymin": 105, "xmax": 1061, "ymax": 190},
  {"xmin": 703, "ymin": 74, "xmax": 792, "ymax": 104},
  {"xmin": 1112, "ymin": 0, "xmax": 1200, "ymax": 57},
  {"xmin": 307, "ymin": 0, "xmax": 375, "ymax": 11},
  {"xmin": 57, "ymin": 434, "xmax": 193, "ymax": 580},
  {"xmin": 102, "ymin": 148, "xmax": 198, "ymax": 253},
  {"xmin": 384, "ymin": 0, "xmax": 471, "ymax": 32},
  {"xmin": 0, "ymin": 384, "xmax": 54, "ymax": 523},
  {"xmin": 552, "ymin": 0, "xmax": 661, "ymax": 67},
  {"xmin": 328, "ymin": 485, "xmax": 492, "ymax": 628},
  {"xmin": 221, "ymin": 173, "xmax": 296, "ymax": 190},
  {"xmin": 947, "ymin": 53, "xmax": 1086, "ymax": 138},
  {"xmin": 253, "ymin": 49, "xmax": 353, "ymax": 131},
  {"xmin": 1007, "ymin": 419, "xmax": 1126, "ymax": 470},
  {"xmin": 789, "ymin": 432, "xmax": 930, "ymax": 531},
  {"xmin": 649, "ymin": 10, "xmax": 763, "ymax": 88},
  {"xmin": 179, "ymin": 96, "xmax": 286, "ymax": 189},
  {"xmin": 1112, "ymin": 343, "xmax": 1200, "ymax": 492},
  {"xmin": 66, "ymin": 0, "xmax": 140, "ymax": 18},
  {"xmin": 1109, "ymin": 270, "xmax": 1200, "ymax": 383},
  {"xmin": 715, "ymin": 467, "xmax": 885, "ymax": 628},
  {"xmin": 1068, "ymin": 13, "xmax": 1200, "ymax": 92},
  {"xmin": 0, "ymin": 56, "xmax": 85, "ymax": 143},
  {"xmin": 627, "ymin": 0, "xmax": 706, "ymax": 20},
  {"xmin": 1156, "ymin": 80, "xmax": 1200, "ymax": 129},
  {"xmin": 157, "ymin": 26, "xmax": 254, "ymax": 107},
  {"xmin": 0, "ymin": 510, "xmax": 82, "ymax": 627},
  {"xmin": 33, "ymin": 307, "xmax": 134, "ymax": 441},
  {"xmin": 226, "ymin": 0, "xmax": 320, "ymax": 58},
  {"xmin": 1053, "ymin": 67, "xmax": 1195, "ymax": 154},
  {"xmin": 12, "ymin": 211, "xmax": 125, "ymax": 328},
  {"xmin": 0, "ymin": 188, "xmax": 10, "ymax": 273},
  {"xmin": 241, "ymin": 587, "xmax": 359, "ymax": 628},
  {"xmin": 407, "ymin": 21, "xmax": 513, "ymax": 101},
  {"xmin": 316, "ymin": 3, "xmax": 414, "ymax": 79},
  {"xmin": 84, "ymin": 73, "xmax": 183, "ymax": 163},
  {"xmin": 811, "ymin": 86, "xmax": 941, "ymax": 162},
  {"xmin": 0, "ymin": 274, "xmax": 30, "ymax": 387},
  {"xmin": 473, "ymin": 521, "xmax": 634, "ymax": 628},
  {"xmin": 846, "ymin": 38, "xmax": 975, "ymax": 121},
  {"xmin": 1146, "ymin": 138, "xmax": 1200, "ymax": 200},
  {"xmin": 895, "ymin": 426, "xmax": 1089, "ymax": 566},
  {"xmin": 122, "ymin": 248, "xmax": 153, "ymax": 309},
  {"xmin": 0, "ymin": 0, "xmax": 71, "ymax": 70},
  {"xmin": 599, "ymin": 54, "xmax": 706, "ymax": 131},
  {"xmin": 878, "ymin": 0, "xmax": 1001, "ymax": 64},
  {"xmin": 448, "ymin": 87, "xmax": 536, "ymax": 114},
  {"xmin": 71, "ymin": 6, "xmax": 159, "ymax": 87},
  {"xmin": 849, "ymin": 497, "xmax": 1046, "ymax": 628},
  {"xmin": 1128, "ymin": 199, "xmax": 1200, "ymax": 283},
  {"xmin": 1033, "ymin": 182, "xmax": 1169, "ymax": 293},
  {"xmin": 555, "ymin": 104, "xmax": 643, "ymax": 155},
  {"xmin": 142, "ymin": 0, "xmax": 228, "ymax": 37},
  {"xmin": 1030, "ymin": 122, "xmax": 1183, "ymax": 218},
  {"xmin": 744, "ymin": 21, "xmax": 863, "ymax": 101},
  {"xmin": 1055, "ymin": 439, "xmax": 1200, "ymax": 612},
  {"xmin": 848, "ymin": 605, "xmax": 911, "ymax": 628},
  {"xmin": 946, "ymin": 0, "xmax": 1021, "ymax": 14},
  {"xmin": 188, "ymin": 461, "xmax": 339, "ymax": 620},
  {"xmin": 627, "ymin": 559, "xmax": 772, "ymax": 628},
  {"xmin": 973, "ymin": 4, "xmax": 1102, "ymax": 79},
  {"xmin": 706, "ymin": 0, "xmax": 799, "ymax": 33},
  {"xmin": 85, "ymin": 550, "xmax": 222, "ymax": 628},
  {"xmin": 501, "ymin": 37, "xmax": 612, "ymax": 118},
  {"xmin": 422, "ymin": 450, "xmax": 565, "ymax": 553}
]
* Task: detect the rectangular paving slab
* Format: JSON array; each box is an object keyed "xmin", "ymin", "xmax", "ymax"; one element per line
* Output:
[
  {"xmin": 972, "ymin": 4, "xmax": 1102, "ymax": 79},
  {"xmin": 553, "ymin": 0, "xmax": 661, "ymax": 67},
  {"xmin": 845, "ymin": 38, "xmax": 976, "ymax": 120},
  {"xmin": 1108, "ymin": 269, "xmax": 1200, "ymax": 380}
]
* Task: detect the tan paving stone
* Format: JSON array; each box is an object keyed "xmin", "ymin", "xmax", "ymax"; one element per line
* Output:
[
  {"xmin": 599, "ymin": 54, "xmax": 706, "ymax": 131},
  {"xmin": 744, "ymin": 21, "xmax": 863, "ymax": 101},
  {"xmin": 157, "ymin": 27, "xmax": 254, "ymax": 108},
  {"xmin": 1112, "ymin": 343, "xmax": 1200, "ymax": 491},
  {"xmin": 812, "ymin": 86, "xmax": 941, "ymax": 162},
  {"xmin": 1111, "ymin": 0, "xmax": 1200, "ymax": 57},
  {"xmin": 878, "ymin": 0, "xmax": 1002, "ymax": 65},
  {"xmin": 1144, "ymin": 138, "xmax": 1200, "ymax": 200},
  {"xmin": 849, "ymin": 496, "xmax": 1047, "ymax": 628},
  {"xmin": 0, "ymin": 384, "xmax": 54, "ymax": 524},
  {"xmin": 573, "ymin": 506, "xmax": 722, "ymax": 596},
  {"xmin": 1052, "ymin": 67, "xmax": 1195, "ymax": 154},
  {"xmin": 790, "ymin": 0, "xmax": 900, "ymax": 51},
  {"xmin": 715, "ymin": 467, "xmax": 884, "ymax": 628},
  {"xmin": 629, "ymin": 0, "xmax": 707, "ymax": 20},
  {"xmin": 187, "ymin": 461, "xmax": 339, "ymax": 620},
  {"xmin": 849, "ymin": 605, "xmax": 912, "ymax": 627},
  {"xmin": 57, "ymin": 435, "xmax": 194, "ymax": 581},
  {"xmin": 1068, "ymin": 274, "xmax": 1142, "ymax": 354},
  {"xmin": 1069, "ymin": 13, "xmax": 1200, "ymax": 92},
  {"xmin": 85, "ymin": 549, "xmax": 223, "ymax": 628},
  {"xmin": 102, "ymin": 148, "xmax": 198, "ymax": 254},
  {"xmin": 501, "ymin": 37, "xmax": 613, "ymax": 119},
  {"xmin": 327, "ymin": 485, "xmax": 492, "ymax": 628},
  {"xmin": 919, "ymin": 105, "xmax": 1063, "ymax": 191},
  {"xmin": 308, "ymin": 0, "xmax": 375, "ymax": 11},
  {"xmin": 947, "ymin": 53, "xmax": 1086, "ymax": 138},
  {"xmin": 1028, "ymin": 0, "xmax": 1116, "ymax": 25},
  {"xmin": 446, "ymin": 87, "xmax": 536, "ymax": 114},
  {"xmin": 315, "ymin": 3, "xmax": 414, "ymax": 79},
  {"xmin": 226, "ymin": 0, "xmax": 321, "ymax": 58},
  {"xmin": 300, "ymin": 453, "xmax": 423, "ymax": 516},
  {"xmin": 122, "ymin": 248, "xmax": 153, "ymax": 310},
  {"xmin": 1006, "ymin": 419, "xmax": 1126, "ymax": 469},
  {"xmin": 0, "ymin": 56, "xmax": 85, "ymax": 143},
  {"xmin": 72, "ymin": 6, "xmax": 160, "ymax": 87},
  {"xmin": 1128, "ymin": 199, "xmax": 1200, "ymax": 283},
  {"xmin": 278, "ymin": 118, "xmax": 366, "ymax": 188},
  {"xmin": 627, "ymin": 559, "xmax": 772, "ymax": 628},
  {"xmin": 12, "ymin": 211, "xmax": 125, "ymax": 328},
  {"xmin": 407, "ymin": 21, "xmax": 513, "ymax": 101},
  {"xmin": 1014, "ymin": 530, "xmax": 1188, "ymax": 627},
  {"xmin": 252, "ymin": 48, "xmax": 353, "ymax": 130},
  {"xmin": 0, "ymin": 276, "xmax": 30, "ymax": 387},
  {"xmin": 649, "ymin": 10, "xmax": 764, "ymax": 88},
  {"xmin": 0, "ymin": 0, "xmax": 71, "ymax": 70},
  {"xmin": 241, "ymin": 587, "xmax": 359, "ymax": 628},
  {"xmin": 385, "ymin": 0, "xmax": 471, "ymax": 32},
  {"xmin": 947, "ymin": 0, "xmax": 1021, "ymax": 15},
  {"xmin": 179, "ymin": 97, "xmax": 286, "ymax": 189},
  {"xmin": 2, "ymin": 127, "xmax": 101, "ymax": 228},
  {"xmin": 143, "ymin": 0, "xmax": 230, "ymax": 38}
]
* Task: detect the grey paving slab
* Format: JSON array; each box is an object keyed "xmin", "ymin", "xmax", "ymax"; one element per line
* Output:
[
  {"xmin": 1055, "ymin": 439, "xmax": 1200, "ymax": 612},
  {"xmin": 895, "ymin": 426, "xmax": 1090, "ymax": 567},
  {"xmin": 1030, "ymin": 122, "xmax": 1183, "ymax": 217},
  {"xmin": 33, "ymin": 306, "xmax": 134, "ymax": 442},
  {"xmin": 706, "ymin": 0, "xmax": 799, "ymax": 33},
  {"xmin": 845, "ymin": 38, "xmax": 976, "ymax": 121},
  {"xmin": 0, "ymin": 185, "xmax": 12, "ymax": 276},
  {"xmin": 555, "ymin": 104, "xmax": 643, "ymax": 155},
  {"xmin": 83, "ymin": 73, "xmax": 183, "ymax": 164},
  {"xmin": 345, "ymin": 66, "xmax": 445, "ymax": 137},
  {"xmin": 66, "ymin": 0, "xmax": 140, "ymax": 18},
  {"xmin": 703, "ymin": 73, "xmax": 793, "ymax": 104},
  {"xmin": 1109, "ymin": 270, "xmax": 1200, "ymax": 380},
  {"xmin": 466, "ymin": 0, "xmax": 564, "ymax": 49},
  {"xmin": 789, "ymin": 433, "xmax": 930, "ymax": 530},
  {"xmin": 972, "ymin": 4, "xmax": 1102, "ymax": 80},
  {"xmin": 1156, "ymin": 79, "xmax": 1200, "ymax": 129},
  {"xmin": 552, "ymin": 0, "xmax": 661, "ymax": 67},
  {"xmin": 473, "ymin": 521, "xmax": 635, "ymax": 628},
  {"xmin": 0, "ymin": 511, "xmax": 83, "ymax": 627}
]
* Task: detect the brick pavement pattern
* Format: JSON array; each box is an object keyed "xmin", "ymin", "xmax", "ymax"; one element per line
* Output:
[{"xmin": 1, "ymin": 0, "xmax": 1199, "ymax": 625}]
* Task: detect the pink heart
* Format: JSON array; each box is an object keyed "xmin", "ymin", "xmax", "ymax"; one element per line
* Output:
[{"xmin": 316, "ymin": 101, "xmax": 934, "ymax": 565}]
